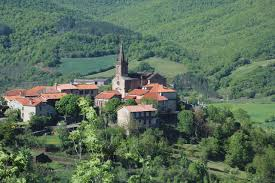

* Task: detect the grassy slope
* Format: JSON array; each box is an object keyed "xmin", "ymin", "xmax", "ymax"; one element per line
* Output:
[
  {"xmin": 85, "ymin": 57, "xmax": 187, "ymax": 81},
  {"xmin": 58, "ymin": 55, "xmax": 116, "ymax": 75},
  {"xmin": 212, "ymin": 102, "xmax": 275, "ymax": 123},
  {"xmin": 228, "ymin": 59, "xmax": 275, "ymax": 85}
]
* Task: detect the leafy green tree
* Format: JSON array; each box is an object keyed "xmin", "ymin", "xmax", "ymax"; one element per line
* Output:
[
  {"xmin": 252, "ymin": 146, "xmax": 275, "ymax": 183},
  {"xmin": 103, "ymin": 98, "xmax": 122, "ymax": 124},
  {"xmin": 133, "ymin": 62, "xmax": 155, "ymax": 73},
  {"xmin": 56, "ymin": 121, "xmax": 70, "ymax": 150},
  {"xmin": 78, "ymin": 97, "xmax": 97, "ymax": 123},
  {"xmin": 225, "ymin": 131, "xmax": 254, "ymax": 170},
  {"xmin": 188, "ymin": 160, "xmax": 209, "ymax": 183},
  {"xmin": 72, "ymin": 156, "xmax": 114, "ymax": 183},
  {"xmin": 234, "ymin": 108, "xmax": 250, "ymax": 123},
  {"xmin": 0, "ymin": 147, "xmax": 33, "ymax": 182},
  {"xmin": 124, "ymin": 99, "xmax": 137, "ymax": 106},
  {"xmin": 177, "ymin": 110, "xmax": 194, "ymax": 136},
  {"xmin": 0, "ymin": 120, "xmax": 17, "ymax": 146},
  {"xmin": 4, "ymin": 109, "xmax": 21, "ymax": 122},
  {"xmin": 29, "ymin": 115, "xmax": 51, "ymax": 131},
  {"xmin": 199, "ymin": 137, "xmax": 223, "ymax": 161},
  {"xmin": 56, "ymin": 94, "xmax": 80, "ymax": 121}
]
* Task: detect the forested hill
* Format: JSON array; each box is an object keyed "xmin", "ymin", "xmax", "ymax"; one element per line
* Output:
[
  {"xmin": 0, "ymin": 0, "xmax": 181, "ymax": 93},
  {"xmin": 0, "ymin": 0, "xmax": 274, "ymax": 98},
  {"xmin": 56, "ymin": 0, "xmax": 275, "ymax": 66}
]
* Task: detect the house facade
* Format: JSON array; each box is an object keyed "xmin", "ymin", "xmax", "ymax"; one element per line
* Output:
[
  {"xmin": 56, "ymin": 84, "xmax": 98, "ymax": 98},
  {"xmin": 117, "ymin": 105, "xmax": 158, "ymax": 134},
  {"xmin": 95, "ymin": 90, "xmax": 121, "ymax": 108}
]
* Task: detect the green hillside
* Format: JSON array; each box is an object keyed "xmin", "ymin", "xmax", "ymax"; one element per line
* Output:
[
  {"xmin": 85, "ymin": 57, "xmax": 187, "ymax": 80},
  {"xmin": 56, "ymin": 0, "xmax": 275, "ymax": 71},
  {"xmin": 0, "ymin": 0, "xmax": 274, "ymax": 98}
]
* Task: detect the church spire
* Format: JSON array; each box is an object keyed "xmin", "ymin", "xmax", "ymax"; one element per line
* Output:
[{"xmin": 117, "ymin": 43, "xmax": 125, "ymax": 63}]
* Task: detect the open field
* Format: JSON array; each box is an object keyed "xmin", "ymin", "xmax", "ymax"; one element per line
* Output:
[
  {"xmin": 211, "ymin": 102, "xmax": 275, "ymax": 123},
  {"xmin": 57, "ymin": 55, "xmax": 116, "ymax": 75},
  {"xmin": 37, "ymin": 135, "xmax": 61, "ymax": 145},
  {"xmin": 85, "ymin": 57, "xmax": 187, "ymax": 80},
  {"xmin": 228, "ymin": 59, "xmax": 275, "ymax": 84}
]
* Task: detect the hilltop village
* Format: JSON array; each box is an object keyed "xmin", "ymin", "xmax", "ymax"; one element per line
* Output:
[{"xmin": 3, "ymin": 44, "xmax": 178, "ymax": 133}]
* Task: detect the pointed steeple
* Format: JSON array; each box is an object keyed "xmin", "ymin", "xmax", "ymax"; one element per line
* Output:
[{"xmin": 117, "ymin": 43, "xmax": 125, "ymax": 63}]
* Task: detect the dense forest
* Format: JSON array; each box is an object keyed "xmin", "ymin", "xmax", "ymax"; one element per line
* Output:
[{"xmin": 0, "ymin": 0, "xmax": 274, "ymax": 97}]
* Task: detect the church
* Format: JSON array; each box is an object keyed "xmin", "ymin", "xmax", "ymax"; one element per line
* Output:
[{"xmin": 112, "ymin": 44, "xmax": 167, "ymax": 97}]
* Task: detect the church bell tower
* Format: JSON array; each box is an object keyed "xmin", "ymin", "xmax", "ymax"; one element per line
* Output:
[{"xmin": 115, "ymin": 43, "xmax": 128, "ymax": 77}]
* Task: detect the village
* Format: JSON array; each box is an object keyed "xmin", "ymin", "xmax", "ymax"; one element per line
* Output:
[{"xmin": 1, "ymin": 44, "xmax": 178, "ymax": 133}]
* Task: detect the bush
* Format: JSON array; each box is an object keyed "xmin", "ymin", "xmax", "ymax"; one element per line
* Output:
[{"xmin": 199, "ymin": 137, "xmax": 223, "ymax": 161}]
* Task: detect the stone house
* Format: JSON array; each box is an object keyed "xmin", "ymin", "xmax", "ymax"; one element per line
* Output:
[
  {"xmin": 95, "ymin": 90, "xmax": 121, "ymax": 108},
  {"xmin": 117, "ymin": 104, "xmax": 157, "ymax": 134},
  {"xmin": 73, "ymin": 79, "xmax": 109, "ymax": 87}
]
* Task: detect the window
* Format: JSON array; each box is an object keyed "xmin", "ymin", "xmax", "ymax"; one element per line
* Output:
[{"xmin": 80, "ymin": 90, "xmax": 84, "ymax": 95}]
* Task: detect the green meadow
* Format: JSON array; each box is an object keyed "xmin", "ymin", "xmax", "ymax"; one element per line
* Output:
[
  {"xmin": 212, "ymin": 102, "xmax": 275, "ymax": 123},
  {"xmin": 85, "ymin": 57, "xmax": 187, "ymax": 81},
  {"xmin": 57, "ymin": 55, "xmax": 116, "ymax": 75}
]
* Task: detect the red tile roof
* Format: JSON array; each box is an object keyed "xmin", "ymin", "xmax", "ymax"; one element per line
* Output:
[
  {"xmin": 75, "ymin": 84, "xmax": 98, "ymax": 90},
  {"xmin": 146, "ymin": 83, "xmax": 175, "ymax": 93},
  {"xmin": 123, "ymin": 105, "xmax": 157, "ymax": 112},
  {"xmin": 128, "ymin": 89, "xmax": 149, "ymax": 96},
  {"xmin": 14, "ymin": 97, "xmax": 44, "ymax": 107},
  {"xmin": 143, "ymin": 92, "xmax": 168, "ymax": 101},
  {"xmin": 57, "ymin": 84, "xmax": 98, "ymax": 91},
  {"xmin": 5, "ymin": 89, "xmax": 25, "ymax": 96},
  {"xmin": 95, "ymin": 91, "xmax": 121, "ymax": 100},
  {"xmin": 124, "ymin": 95, "xmax": 137, "ymax": 100},
  {"xmin": 24, "ymin": 86, "xmax": 54, "ymax": 97},
  {"xmin": 41, "ymin": 93, "xmax": 67, "ymax": 100}
]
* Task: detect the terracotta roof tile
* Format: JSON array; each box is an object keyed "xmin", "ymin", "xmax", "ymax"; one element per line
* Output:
[
  {"xmin": 41, "ymin": 93, "xmax": 67, "ymax": 100},
  {"xmin": 75, "ymin": 84, "xmax": 98, "ymax": 90},
  {"xmin": 124, "ymin": 95, "xmax": 137, "ymax": 100},
  {"xmin": 128, "ymin": 89, "xmax": 149, "ymax": 96},
  {"xmin": 14, "ymin": 97, "xmax": 44, "ymax": 107},
  {"xmin": 57, "ymin": 84, "xmax": 98, "ymax": 90},
  {"xmin": 143, "ymin": 92, "xmax": 168, "ymax": 101},
  {"xmin": 144, "ymin": 83, "xmax": 175, "ymax": 93},
  {"xmin": 5, "ymin": 89, "xmax": 26, "ymax": 96},
  {"xmin": 122, "ymin": 105, "xmax": 157, "ymax": 112},
  {"xmin": 95, "ymin": 91, "xmax": 121, "ymax": 100}
]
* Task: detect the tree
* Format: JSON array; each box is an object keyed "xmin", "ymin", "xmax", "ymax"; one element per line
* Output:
[
  {"xmin": 133, "ymin": 62, "xmax": 155, "ymax": 73},
  {"xmin": 252, "ymin": 146, "xmax": 275, "ymax": 183},
  {"xmin": 72, "ymin": 156, "xmax": 114, "ymax": 183},
  {"xmin": 199, "ymin": 137, "xmax": 223, "ymax": 161},
  {"xmin": 225, "ymin": 131, "xmax": 254, "ymax": 170},
  {"xmin": 124, "ymin": 99, "xmax": 137, "ymax": 106},
  {"xmin": 234, "ymin": 108, "xmax": 250, "ymax": 124},
  {"xmin": 56, "ymin": 94, "xmax": 80, "ymax": 121},
  {"xmin": 56, "ymin": 121, "xmax": 70, "ymax": 150},
  {"xmin": 4, "ymin": 109, "xmax": 20, "ymax": 121},
  {"xmin": 177, "ymin": 110, "xmax": 194, "ymax": 137},
  {"xmin": 0, "ymin": 147, "xmax": 33, "ymax": 182},
  {"xmin": 103, "ymin": 98, "xmax": 122, "ymax": 124},
  {"xmin": 0, "ymin": 120, "xmax": 16, "ymax": 146},
  {"xmin": 29, "ymin": 115, "xmax": 51, "ymax": 131},
  {"xmin": 78, "ymin": 97, "xmax": 97, "ymax": 123}
]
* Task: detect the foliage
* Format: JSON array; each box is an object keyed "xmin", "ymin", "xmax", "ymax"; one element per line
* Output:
[
  {"xmin": 0, "ymin": 147, "xmax": 33, "ymax": 182},
  {"xmin": 0, "ymin": 120, "xmax": 17, "ymax": 146},
  {"xmin": 252, "ymin": 146, "xmax": 275, "ymax": 183},
  {"xmin": 56, "ymin": 94, "xmax": 80, "ymax": 120},
  {"xmin": 132, "ymin": 62, "xmax": 154, "ymax": 73},
  {"xmin": 199, "ymin": 137, "xmax": 223, "ymax": 161},
  {"xmin": 225, "ymin": 131, "xmax": 254, "ymax": 170},
  {"xmin": 4, "ymin": 109, "xmax": 21, "ymax": 121},
  {"xmin": 124, "ymin": 99, "xmax": 137, "ymax": 106},
  {"xmin": 72, "ymin": 156, "xmax": 114, "ymax": 183},
  {"xmin": 29, "ymin": 115, "xmax": 51, "ymax": 131},
  {"xmin": 177, "ymin": 110, "xmax": 194, "ymax": 136}
]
